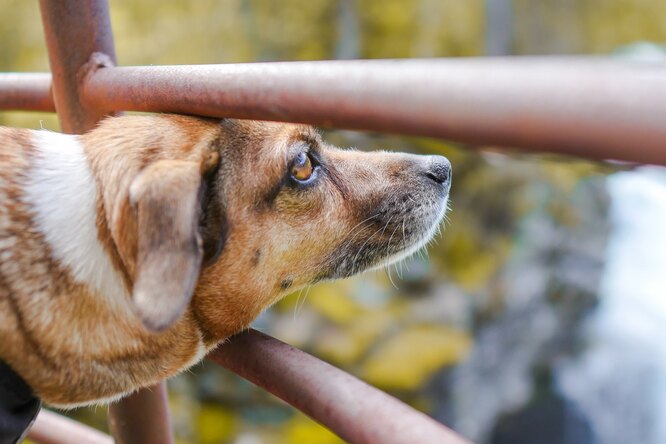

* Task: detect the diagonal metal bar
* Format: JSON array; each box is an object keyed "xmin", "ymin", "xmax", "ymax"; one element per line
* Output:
[
  {"xmin": 80, "ymin": 58, "xmax": 666, "ymax": 165},
  {"xmin": 27, "ymin": 409, "xmax": 113, "ymax": 444},
  {"xmin": 208, "ymin": 329, "xmax": 471, "ymax": 444}
]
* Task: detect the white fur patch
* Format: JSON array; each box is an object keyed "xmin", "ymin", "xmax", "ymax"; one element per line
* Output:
[
  {"xmin": 184, "ymin": 339, "xmax": 208, "ymax": 370},
  {"xmin": 24, "ymin": 131, "xmax": 128, "ymax": 304}
]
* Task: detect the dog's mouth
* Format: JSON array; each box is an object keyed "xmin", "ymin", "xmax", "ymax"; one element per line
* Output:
[
  {"xmin": 366, "ymin": 192, "xmax": 450, "ymax": 273},
  {"xmin": 317, "ymin": 166, "xmax": 451, "ymax": 281}
]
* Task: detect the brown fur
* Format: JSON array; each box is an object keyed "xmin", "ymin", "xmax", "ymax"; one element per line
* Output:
[{"xmin": 0, "ymin": 115, "xmax": 450, "ymax": 406}]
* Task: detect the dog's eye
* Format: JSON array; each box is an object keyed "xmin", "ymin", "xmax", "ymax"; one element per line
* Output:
[{"xmin": 290, "ymin": 152, "xmax": 314, "ymax": 182}]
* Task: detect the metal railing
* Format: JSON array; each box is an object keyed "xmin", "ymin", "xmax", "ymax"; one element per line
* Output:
[
  {"xmin": 4, "ymin": 59, "xmax": 666, "ymax": 166},
  {"xmin": 1, "ymin": 0, "xmax": 664, "ymax": 443}
]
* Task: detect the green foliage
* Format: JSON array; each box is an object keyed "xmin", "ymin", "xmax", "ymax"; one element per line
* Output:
[{"xmin": 514, "ymin": 0, "xmax": 666, "ymax": 55}]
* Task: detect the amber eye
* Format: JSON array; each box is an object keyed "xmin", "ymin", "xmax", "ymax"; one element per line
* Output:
[{"xmin": 290, "ymin": 152, "xmax": 314, "ymax": 182}]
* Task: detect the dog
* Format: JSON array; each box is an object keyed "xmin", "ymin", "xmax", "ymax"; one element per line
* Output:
[{"xmin": 0, "ymin": 114, "xmax": 451, "ymax": 410}]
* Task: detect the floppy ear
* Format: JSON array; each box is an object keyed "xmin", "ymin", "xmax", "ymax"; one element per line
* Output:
[{"xmin": 128, "ymin": 156, "xmax": 218, "ymax": 332}]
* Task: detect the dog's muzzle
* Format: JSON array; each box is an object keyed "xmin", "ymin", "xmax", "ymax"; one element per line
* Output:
[{"xmin": 320, "ymin": 153, "xmax": 452, "ymax": 280}]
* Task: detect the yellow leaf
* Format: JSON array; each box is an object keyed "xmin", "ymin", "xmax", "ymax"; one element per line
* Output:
[
  {"xmin": 362, "ymin": 325, "xmax": 471, "ymax": 390},
  {"xmin": 317, "ymin": 310, "xmax": 394, "ymax": 364},
  {"xmin": 307, "ymin": 282, "xmax": 363, "ymax": 325},
  {"xmin": 196, "ymin": 404, "xmax": 236, "ymax": 444},
  {"xmin": 285, "ymin": 413, "xmax": 344, "ymax": 444}
]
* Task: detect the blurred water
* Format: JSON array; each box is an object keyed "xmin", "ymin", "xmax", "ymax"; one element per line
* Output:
[
  {"xmin": 559, "ymin": 166, "xmax": 666, "ymax": 444},
  {"xmin": 436, "ymin": 164, "xmax": 666, "ymax": 444}
]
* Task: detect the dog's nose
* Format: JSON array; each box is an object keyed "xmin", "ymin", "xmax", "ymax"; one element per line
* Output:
[{"xmin": 424, "ymin": 156, "xmax": 451, "ymax": 186}]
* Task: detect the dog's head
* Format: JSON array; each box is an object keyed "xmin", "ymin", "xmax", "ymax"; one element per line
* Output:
[{"xmin": 99, "ymin": 116, "xmax": 451, "ymax": 337}]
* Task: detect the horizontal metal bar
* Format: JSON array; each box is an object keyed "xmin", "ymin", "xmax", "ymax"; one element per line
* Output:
[
  {"xmin": 27, "ymin": 409, "xmax": 113, "ymax": 444},
  {"xmin": 79, "ymin": 58, "xmax": 666, "ymax": 165},
  {"xmin": 0, "ymin": 73, "xmax": 54, "ymax": 112},
  {"xmin": 2, "ymin": 58, "xmax": 665, "ymax": 165},
  {"xmin": 208, "ymin": 329, "xmax": 471, "ymax": 444}
]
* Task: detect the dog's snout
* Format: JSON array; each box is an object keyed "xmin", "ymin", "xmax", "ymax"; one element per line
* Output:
[{"xmin": 423, "ymin": 155, "xmax": 451, "ymax": 186}]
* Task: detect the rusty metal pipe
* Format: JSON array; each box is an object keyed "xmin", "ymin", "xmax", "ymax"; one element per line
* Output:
[
  {"xmin": 27, "ymin": 409, "xmax": 113, "ymax": 444},
  {"xmin": 0, "ymin": 73, "xmax": 54, "ymax": 112},
  {"xmin": 38, "ymin": 1, "xmax": 174, "ymax": 442},
  {"xmin": 39, "ymin": 0, "xmax": 117, "ymax": 133},
  {"xmin": 81, "ymin": 58, "xmax": 666, "ymax": 165},
  {"xmin": 208, "ymin": 329, "xmax": 471, "ymax": 444},
  {"xmin": 107, "ymin": 383, "xmax": 175, "ymax": 444}
]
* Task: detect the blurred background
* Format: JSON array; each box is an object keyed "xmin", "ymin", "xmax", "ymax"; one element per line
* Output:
[{"xmin": 2, "ymin": 1, "xmax": 666, "ymax": 443}]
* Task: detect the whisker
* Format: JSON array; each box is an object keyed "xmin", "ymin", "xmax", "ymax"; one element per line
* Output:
[
  {"xmin": 335, "ymin": 213, "xmax": 381, "ymax": 254},
  {"xmin": 299, "ymin": 285, "xmax": 314, "ymax": 313},
  {"xmin": 394, "ymin": 262, "xmax": 400, "ymax": 280},
  {"xmin": 400, "ymin": 219, "xmax": 407, "ymax": 276},
  {"xmin": 347, "ymin": 213, "xmax": 380, "ymax": 236},
  {"xmin": 350, "ymin": 217, "xmax": 392, "ymax": 274},
  {"xmin": 383, "ymin": 221, "xmax": 402, "ymax": 287},
  {"xmin": 293, "ymin": 287, "xmax": 306, "ymax": 321},
  {"xmin": 386, "ymin": 262, "xmax": 398, "ymax": 290},
  {"xmin": 385, "ymin": 223, "xmax": 401, "ymax": 259}
]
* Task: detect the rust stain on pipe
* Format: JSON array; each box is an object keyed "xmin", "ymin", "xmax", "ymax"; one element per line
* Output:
[
  {"xmin": 208, "ymin": 329, "xmax": 472, "ymax": 444},
  {"xmin": 82, "ymin": 58, "xmax": 666, "ymax": 166},
  {"xmin": 0, "ymin": 73, "xmax": 54, "ymax": 112}
]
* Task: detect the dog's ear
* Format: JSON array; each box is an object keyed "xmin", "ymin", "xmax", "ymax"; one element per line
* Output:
[{"xmin": 129, "ymin": 152, "xmax": 220, "ymax": 332}]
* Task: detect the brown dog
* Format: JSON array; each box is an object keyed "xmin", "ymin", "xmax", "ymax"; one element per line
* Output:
[{"xmin": 0, "ymin": 114, "xmax": 451, "ymax": 407}]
